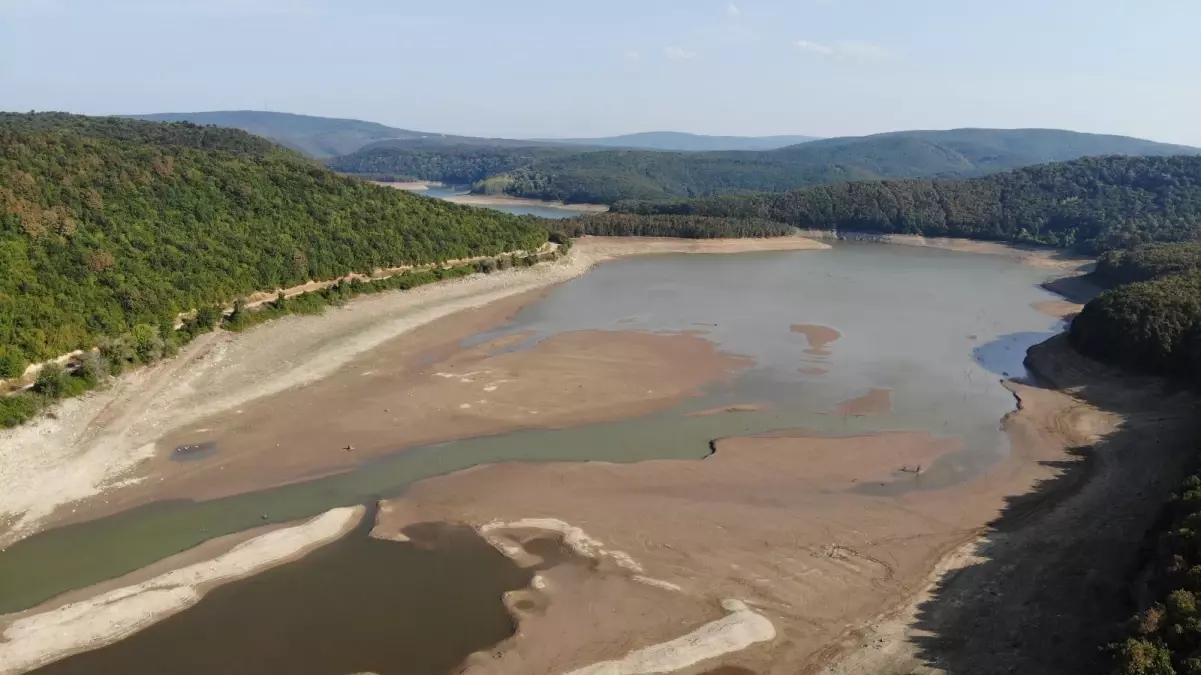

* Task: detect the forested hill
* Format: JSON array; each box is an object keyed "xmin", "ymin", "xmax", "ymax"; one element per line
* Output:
[
  {"xmin": 0, "ymin": 112, "xmax": 299, "ymax": 160},
  {"xmin": 534, "ymin": 131, "xmax": 821, "ymax": 152},
  {"xmin": 129, "ymin": 111, "xmax": 442, "ymax": 158},
  {"xmin": 333, "ymin": 127, "xmax": 1197, "ymax": 205},
  {"xmin": 613, "ymin": 155, "xmax": 1201, "ymax": 253},
  {"xmin": 325, "ymin": 141, "xmax": 592, "ymax": 184},
  {"xmin": 0, "ymin": 120, "xmax": 548, "ymax": 371}
]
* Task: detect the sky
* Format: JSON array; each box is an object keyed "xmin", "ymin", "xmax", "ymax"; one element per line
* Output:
[{"xmin": 2, "ymin": 0, "xmax": 1200, "ymax": 145}]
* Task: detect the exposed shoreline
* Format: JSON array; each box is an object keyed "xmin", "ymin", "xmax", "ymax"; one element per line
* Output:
[
  {"xmin": 447, "ymin": 194, "xmax": 610, "ymax": 213},
  {"xmin": 0, "ymin": 236, "xmax": 828, "ymax": 547},
  {"xmin": 0, "ymin": 232, "xmax": 1116, "ymax": 674},
  {"xmin": 0, "ymin": 507, "xmax": 363, "ymax": 675},
  {"xmin": 369, "ymin": 180, "xmax": 445, "ymax": 191}
]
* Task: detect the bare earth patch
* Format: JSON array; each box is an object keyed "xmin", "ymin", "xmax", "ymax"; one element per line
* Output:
[
  {"xmin": 373, "ymin": 376, "xmax": 1101, "ymax": 674},
  {"xmin": 827, "ymin": 388, "xmax": 892, "ymax": 417},
  {"xmin": 1033, "ymin": 299, "xmax": 1084, "ymax": 319},
  {"xmin": 0, "ymin": 237, "xmax": 826, "ymax": 543}
]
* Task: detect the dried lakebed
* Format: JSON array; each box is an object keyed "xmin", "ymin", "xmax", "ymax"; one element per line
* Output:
[{"xmin": 1, "ymin": 242, "xmax": 1079, "ymax": 674}]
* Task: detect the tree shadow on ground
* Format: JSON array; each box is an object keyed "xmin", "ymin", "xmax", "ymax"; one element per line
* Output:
[{"xmin": 906, "ymin": 336, "xmax": 1201, "ymax": 675}]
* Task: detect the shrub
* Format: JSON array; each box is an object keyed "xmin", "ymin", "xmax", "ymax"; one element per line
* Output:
[
  {"xmin": 0, "ymin": 346, "xmax": 27, "ymax": 380},
  {"xmin": 0, "ymin": 394, "xmax": 40, "ymax": 428},
  {"xmin": 33, "ymin": 363, "xmax": 70, "ymax": 398}
]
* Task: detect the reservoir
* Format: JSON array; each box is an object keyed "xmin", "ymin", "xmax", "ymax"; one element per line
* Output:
[{"xmin": 6, "ymin": 243, "xmax": 1069, "ymax": 673}]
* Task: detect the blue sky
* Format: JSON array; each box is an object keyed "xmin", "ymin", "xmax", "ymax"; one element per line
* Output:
[{"xmin": 2, "ymin": 0, "xmax": 1199, "ymax": 144}]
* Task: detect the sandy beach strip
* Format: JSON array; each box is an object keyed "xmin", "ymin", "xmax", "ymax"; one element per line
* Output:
[{"xmin": 445, "ymin": 194, "xmax": 611, "ymax": 213}]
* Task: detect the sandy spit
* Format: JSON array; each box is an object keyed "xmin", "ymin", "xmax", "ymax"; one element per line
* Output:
[
  {"xmin": 0, "ymin": 507, "xmax": 363, "ymax": 675},
  {"xmin": 370, "ymin": 180, "xmax": 444, "ymax": 191},
  {"xmin": 563, "ymin": 599, "xmax": 775, "ymax": 675},
  {"xmin": 446, "ymin": 194, "xmax": 610, "ymax": 213},
  {"xmin": 0, "ymin": 236, "xmax": 827, "ymax": 547},
  {"xmin": 797, "ymin": 230, "xmax": 1094, "ymax": 271}
]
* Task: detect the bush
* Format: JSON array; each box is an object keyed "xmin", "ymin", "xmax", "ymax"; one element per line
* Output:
[
  {"xmin": 33, "ymin": 363, "xmax": 70, "ymax": 399},
  {"xmin": 0, "ymin": 394, "xmax": 40, "ymax": 428},
  {"xmin": 76, "ymin": 351, "xmax": 108, "ymax": 386},
  {"xmin": 0, "ymin": 347, "xmax": 27, "ymax": 380}
]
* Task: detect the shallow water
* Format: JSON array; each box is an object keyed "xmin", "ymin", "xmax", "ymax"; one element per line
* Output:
[
  {"xmin": 4, "ymin": 243, "xmax": 1066, "ymax": 671},
  {"xmin": 32, "ymin": 518, "xmax": 537, "ymax": 675},
  {"xmin": 423, "ymin": 186, "xmax": 584, "ymax": 219}
]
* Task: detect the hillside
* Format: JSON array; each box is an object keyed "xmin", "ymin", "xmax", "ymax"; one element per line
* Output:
[
  {"xmin": 535, "ymin": 131, "xmax": 820, "ymax": 152},
  {"xmin": 0, "ymin": 112, "xmax": 299, "ymax": 160},
  {"xmin": 128, "ymin": 111, "xmax": 450, "ymax": 158},
  {"xmin": 613, "ymin": 155, "xmax": 1201, "ymax": 253},
  {"xmin": 0, "ymin": 116, "xmax": 548, "ymax": 374},
  {"xmin": 517, "ymin": 129, "xmax": 1201, "ymax": 204},
  {"xmin": 346, "ymin": 127, "xmax": 1196, "ymax": 205},
  {"xmin": 325, "ymin": 140, "xmax": 594, "ymax": 184}
]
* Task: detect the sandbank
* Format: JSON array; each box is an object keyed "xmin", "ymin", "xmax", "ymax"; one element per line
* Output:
[
  {"xmin": 0, "ymin": 236, "xmax": 827, "ymax": 545},
  {"xmin": 798, "ymin": 230, "xmax": 1094, "ymax": 271},
  {"xmin": 0, "ymin": 507, "xmax": 363, "ymax": 675},
  {"xmin": 447, "ymin": 194, "xmax": 610, "ymax": 213},
  {"xmin": 790, "ymin": 324, "xmax": 841, "ymax": 356},
  {"xmin": 370, "ymin": 180, "xmax": 444, "ymax": 191},
  {"xmin": 827, "ymin": 388, "xmax": 892, "ymax": 416},
  {"xmin": 374, "ymin": 374, "xmax": 1104, "ymax": 674}
]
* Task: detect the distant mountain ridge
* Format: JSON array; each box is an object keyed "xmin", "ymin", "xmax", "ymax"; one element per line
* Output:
[
  {"xmin": 473, "ymin": 128, "xmax": 1201, "ymax": 204},
  {"xmin": 534, "ymin": 131, "xmax": 821, "ymax": 152},
  {"xmin": 129, "ymin": 111, "xmax": 461, "ymax": 158},
  {"xmin": 126, "ymin": 111, "xmax": 821, "ymax": 156}
]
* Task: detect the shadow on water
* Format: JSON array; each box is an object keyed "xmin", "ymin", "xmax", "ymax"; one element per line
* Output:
[
  {"xmin": 31, "ymin": 513, "xmax": 564, "ymax": 675},
  {"xmin": 904, "ymin": 337, "xmax": 1201, "ymax": 675},
  {"xmin": 972, "ymin": 331, "xmax": 1059, "ymax": 380}
]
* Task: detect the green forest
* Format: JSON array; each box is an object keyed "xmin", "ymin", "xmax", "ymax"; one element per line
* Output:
[
  {"xmin": 0, "ymin": 116, "xmax": 548, "ymax": 375},
  {"xmin": 1070, "ymin": 241, "xmax": 1201, "ymax": 380},
  {"xmin": 327, "ymin": 128, "xmax": 1199, "ymax": 205},
  {"xmin": 555, "ymin": 213, "xmax": 795, "ymax": 239},
  {"xmin": 326, "ymin": 141, "xmax": 587, "ymax": 185},
  {"xmin": 0, "ymin": 112, "xmax": 301, "ymax": 160},
  {"xmin": 614, "ymin": 156, "xmax": 1201, "ymax": 253}
]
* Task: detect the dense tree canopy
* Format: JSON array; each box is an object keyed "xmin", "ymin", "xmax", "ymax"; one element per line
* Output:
[
  {"xmin": 555, "ymin": 213, "xmax": 795, "ymax": 239},
  {"xmin": 0, "ymin": 112, "xmax": 300, "ymax": 160},
  {"xmin": 326, "ymin": 142, "xmax": 586, "ymax": 185},
  {"xmin": 326, "ymin": 128, "xmax": 1198, "ymax": 205},
  {"xmin": 0, "ymin": 121, "xmax": 548, "ymax": 369},
  {"xmin": 616, "ymin": 156, "xmax": 1201, "ymax": 253},
  {"xmin": 1093, "ymin": 243, "xmax": 1201, "ymax": 287}
]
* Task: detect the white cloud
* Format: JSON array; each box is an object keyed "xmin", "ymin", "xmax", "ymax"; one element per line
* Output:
[
  {"xmin": 623, "ymin": 50, "xmax": 642, "ymax": 66},
  {"xmin": 796, "ymin": 40, "xmax": 836, "ymax": 55},
  {"xmin": 663, "ymin": 46, "xmax": 699, "ymax": 61},
  {"xmin": 726, "ymin": 2, "xmax": 740, "ymax": 18},
  {"xmin": 795, "ymin": 39, "xmax": 890, "ymax": 59}
]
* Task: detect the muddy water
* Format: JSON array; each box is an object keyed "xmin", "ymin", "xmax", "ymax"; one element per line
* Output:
[
  {"xmin": 32, "ymin": 519, "xmax": 537, "ymax": 675},
  {"xmin": 1, "ymin": 244, "xmax": 1067, "ymax": 660}
]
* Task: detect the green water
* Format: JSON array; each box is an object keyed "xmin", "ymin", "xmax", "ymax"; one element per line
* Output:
[
  {"xmin": 32, "ymin": 518, "xmax": 544, "ymax": 675},
  {"xmin": 0, "ymin": 243, "xmax": 1065, "ymax": 617}
]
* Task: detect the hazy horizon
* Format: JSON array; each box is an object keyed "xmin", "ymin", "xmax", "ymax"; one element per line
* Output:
[{"xmin": 2, "ymin": 0, "xmax": 1199, "ymax": 146}]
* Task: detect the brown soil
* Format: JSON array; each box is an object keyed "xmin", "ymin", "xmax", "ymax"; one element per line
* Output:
[
  {"xmin": 374, "ymin": 370, "xmax": 1105, "ymax": 674},
  {"xmin": 827, "ymin": 388, "xmax": 892, "ymax": 416},
  {"xmin": 825, "ymin": 336, "xmax": 1201, "ymax": 675},
  {"xmin": 445, "ymin": 194, "xmax": 611, "ymax": 213},
  {"xmin": 686, "ymin": 404, "xmax": 767, "ymax": 417},
  {"xmin": 436, "ymin": 529, "xmax": 725, "ymax": 675},
  {"xmin": 799, "ymin": 367, "xmax": 829, "ymax": 376},
  {"xmin": 1033, "ymin": 299, "xmax": 1084, "ymax": 319},
  {"xmin": 790, "ymin": 324, "xmax": 841, "ymax": 356},
  {"xmin": 73, "ymin": 321, "xmax": 748, "ymax": 516}
]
